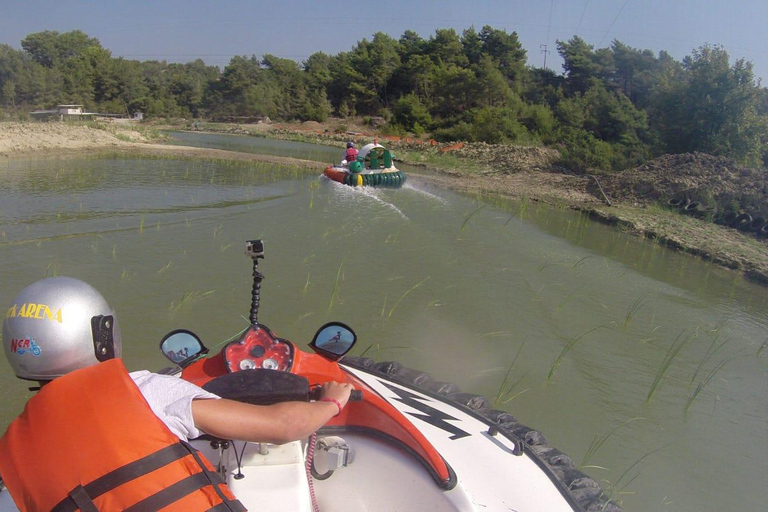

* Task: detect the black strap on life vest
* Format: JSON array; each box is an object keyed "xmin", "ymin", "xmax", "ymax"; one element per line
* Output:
[
  {"xmin": 185, "ymin": 442, "xmax": 246, "ymax": 512},
  {"xmin": 123, "ymin": 472, "xmax": 238, "ymax": 512},
  {"xmin": 51, "ymin": 442, "xmax": 245, "ymax": 512},
  {"xmin": 67, "ymin": 486, "xmax": 98, "ymax": 512}
]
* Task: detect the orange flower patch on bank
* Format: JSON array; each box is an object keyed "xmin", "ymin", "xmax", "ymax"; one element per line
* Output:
[{"xmin": 440, "ymin": 142, "xmax": 465, "ymax": 152}]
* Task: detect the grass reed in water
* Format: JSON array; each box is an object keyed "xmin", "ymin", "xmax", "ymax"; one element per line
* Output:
[
  {"xmin": 547, "ymin": 324, "xmax": 607, "ymax": 381},
  {"xmin": 45, "ymin": 262, "xmax": 60, "ymax": 277},
  {"xmin": 556, "ymin": 284, "xmax": 589, "ymax": 312},
  {"xmin": 537, "ymin": 259, "xmax": 566, "ymax": 272},
  {"xmin": 358, "ymin": 342, "xmax": 419, "ymax": 359},
  {"xmin": 601, "ymin": 444, "xmax": 668, "ymax": 508},
  {"xmin": 170, "ymin": 289, "xmax": 215, "ymax": 311},
  {"xmin": 572, "ymin": 255, "xmax": 592, "ymax": 268},
  {"xmin": 689, "ymin": 331, "xmax": 730, "ymax": 387},
  {"xmin": 493, "ymin": 340, "xmax": 528, "ymax": 406},
  {"xmin": 580, "ymin": 417, "xmax": 644, "ymax": 471},
  {"xmin": 387, "ymin": 277, "xmax": 430, "ymax": 318},
  {"xmin": 478, "ymin": 331, "xmax": 512, "ymax": 340},
  {"xmin": 460, "ymin": 205, "xmax": 486, "ymax": 233},
  {"xmin": 685, "ymin": 355, "xmax": 740, "ymax": 411},
  {"xmin": 646, "ymin": 330, "xmax": 694, "ymax": 404},
  {"xmin": 623, "ymin": 295, "xmax": 647, "ymax": 328},
  {"xmin": 328, "ymin": 259, "xmax": 344, "ymax": 309}
]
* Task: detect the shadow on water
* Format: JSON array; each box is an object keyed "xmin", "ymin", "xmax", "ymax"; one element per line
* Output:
[{"xmin": 0, "ymin": 136, "xmax": 766, "ymax": 512}]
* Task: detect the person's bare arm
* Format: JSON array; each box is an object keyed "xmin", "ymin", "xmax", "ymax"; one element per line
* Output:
[{"xmin": 191, "ymin": 381, "xmax": 353, "ymax": 444}]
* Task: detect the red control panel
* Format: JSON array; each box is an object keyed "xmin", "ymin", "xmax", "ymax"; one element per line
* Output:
[{"xmin": 222, "ymin": 325, "xmax": 293, "ymax": 372}]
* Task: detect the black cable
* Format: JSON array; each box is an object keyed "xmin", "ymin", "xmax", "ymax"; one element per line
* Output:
[
  {"xmin": 576, "ymin": 0, "xmax": 589, "ymax": 34},
  {"xmin": 233, "ymin": 441, "xmax": 247, "ymax": 480},
  {"xmin": 598, "ymin": 0, "xmax": 630, "ymax": 47}
]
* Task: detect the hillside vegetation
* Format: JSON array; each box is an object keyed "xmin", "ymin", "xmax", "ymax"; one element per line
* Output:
[{"xmin": 1, "ymin": 27, "xmax": 766, "ymax": 182}]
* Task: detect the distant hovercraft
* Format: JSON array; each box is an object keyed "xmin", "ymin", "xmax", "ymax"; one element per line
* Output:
[{"xmin": 324, "ymin": 141, "xmax": 406, "ymax": 188}]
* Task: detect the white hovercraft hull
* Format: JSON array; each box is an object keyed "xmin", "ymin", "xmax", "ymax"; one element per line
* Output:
[{"xmin": 186, "ymin": 363, "xmax": 577, "ymax": 512}]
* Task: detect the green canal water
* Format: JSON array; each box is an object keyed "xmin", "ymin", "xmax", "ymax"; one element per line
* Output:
[{"xmin": 0, "ymin": 134, "xmax": 766, "ymax": 511}]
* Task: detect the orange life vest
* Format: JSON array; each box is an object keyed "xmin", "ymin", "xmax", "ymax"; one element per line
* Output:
[{"xmin": 0, "ymin": 359, "xmax": 245, "ymax": 512}]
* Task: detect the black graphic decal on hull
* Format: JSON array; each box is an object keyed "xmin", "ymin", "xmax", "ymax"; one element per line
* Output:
[{"xmin": 381, "ymin": 381, "xmax": 471, "ymax": 440}]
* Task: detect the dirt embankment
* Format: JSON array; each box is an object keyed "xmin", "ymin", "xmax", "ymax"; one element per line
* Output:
[
  {"xmin": 3, "ymin": 120, "xmax": 768, "ymax": 285},
  {"xmin": 411, "ymin": 145, "xmax": 768, "ymax": 285},
  {"xmin": 0, "ymin": 122, "xmax": 147, "ymax": 155},
  {"xmin": 0, "ymin": 121, "xmax": 327, "ymax": 169}
]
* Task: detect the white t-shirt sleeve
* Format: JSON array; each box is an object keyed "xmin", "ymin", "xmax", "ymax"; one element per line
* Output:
[{"xmin": 130, "ymin": 370, "xmax": 219, "ymax": 442}]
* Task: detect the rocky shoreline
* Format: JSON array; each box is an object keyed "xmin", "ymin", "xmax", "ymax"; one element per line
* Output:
[{"xmin": 3, "ymin": 121, "xmax": 767, "ymax": 286}]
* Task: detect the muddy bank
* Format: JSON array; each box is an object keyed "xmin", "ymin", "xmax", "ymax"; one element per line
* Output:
[
  {"xmin": 0, "ymin": 121, "xmax": 146, "ymax": 154},
  {"xmin": 0, "ymin": 121, "xmax": 327, "ymax": 169}
]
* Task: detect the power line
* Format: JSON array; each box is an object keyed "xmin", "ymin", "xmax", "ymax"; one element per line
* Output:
[
  {"xmin": 597, "ymin": 0, "xmax": 629, "ymax": 47},
  {"xmin": 542, "ymin": 0, "xmax": 554, "ymax": 69},
  {"xmin": 575, "ymin": 0, "xmax": 589, "ymax": 34},
  {"xmin": 546, "ymin": 0, "xmax": 555, "ymax": 44}
]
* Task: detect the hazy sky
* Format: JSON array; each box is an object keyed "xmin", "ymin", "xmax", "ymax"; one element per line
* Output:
[{"xmin": 2, "ymin": 0, "xmax": 766, "ymax": 83}]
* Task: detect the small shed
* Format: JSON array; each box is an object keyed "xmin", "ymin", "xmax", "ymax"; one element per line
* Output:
[
  {"xmin": 31, "ymin": 105, "xmax": 94, "ymax": 121},
  {"xmin": 57, "ymin": 105, "xmax": 83, "ymax": 115}
]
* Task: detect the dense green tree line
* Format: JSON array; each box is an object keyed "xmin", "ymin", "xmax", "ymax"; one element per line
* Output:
[{"xmin": 1, "ymin": 28, "xmax": 766, "ymax": 171}]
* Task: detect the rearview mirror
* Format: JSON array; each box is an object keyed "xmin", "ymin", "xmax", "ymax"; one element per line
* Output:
[
  {"xmin": 160, "ymin": 329, "xmax": 208, "ymax": 368},
  {"xmin": 309, "ymin": 322, "xmax": 356, "ymax": 361}
]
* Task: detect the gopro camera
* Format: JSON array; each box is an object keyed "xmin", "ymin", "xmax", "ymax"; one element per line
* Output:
[{"xmin": 246, "ymin": 239, "xmax": 264, "ymax": 258}]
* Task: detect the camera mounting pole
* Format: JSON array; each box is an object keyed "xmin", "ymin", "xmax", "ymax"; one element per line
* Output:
[{"xmin": 245, "ymin": 240, "xmax": 265, "ymax": 326}]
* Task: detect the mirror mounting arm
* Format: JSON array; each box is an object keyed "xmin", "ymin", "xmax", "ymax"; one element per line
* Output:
[
  {"xmin": 246, "ymin": 240, "xmax": 265, "ymax": 327},
  {"xmin": 249, "ymin": 257, "xmax": 264, "ymax": 326}
]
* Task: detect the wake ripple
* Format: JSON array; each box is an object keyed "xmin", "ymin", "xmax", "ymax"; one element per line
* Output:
[
  {"xmin": 328, "ymin": 180, "xmax": 408, "ymax": 220},
  {"xmin": 400, "ymin": 182, "xmax": 448, "ymax": 205}
]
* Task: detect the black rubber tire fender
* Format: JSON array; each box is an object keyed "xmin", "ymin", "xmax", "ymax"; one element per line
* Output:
[
  {"xmin": 748, "ymin": 217, "xmax": 766, "ymax": 232},
  {"xmin": 716, "ymin": 211, "xmax": 739, "ymax": 226},
  {"xmin": 683, "ymin": 201, "xmax": 701, "ymax": 214},
  {"xmin": 668, "ymin": 197, "xmax": 688, "ymax": 208},
  {"xmin": 731, "ymin": 213, "xmax": 752, "ymax": 230}
]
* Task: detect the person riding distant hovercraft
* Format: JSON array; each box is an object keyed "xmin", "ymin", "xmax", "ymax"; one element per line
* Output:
[{"xmin": 344, "ymin": 141, "xmax": 358, "ymax": 165}]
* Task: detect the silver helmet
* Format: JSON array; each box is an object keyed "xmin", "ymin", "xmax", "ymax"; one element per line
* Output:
[{"xmin": 2, "ymin": 277, "xmax": 122, "ymax": 381}]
